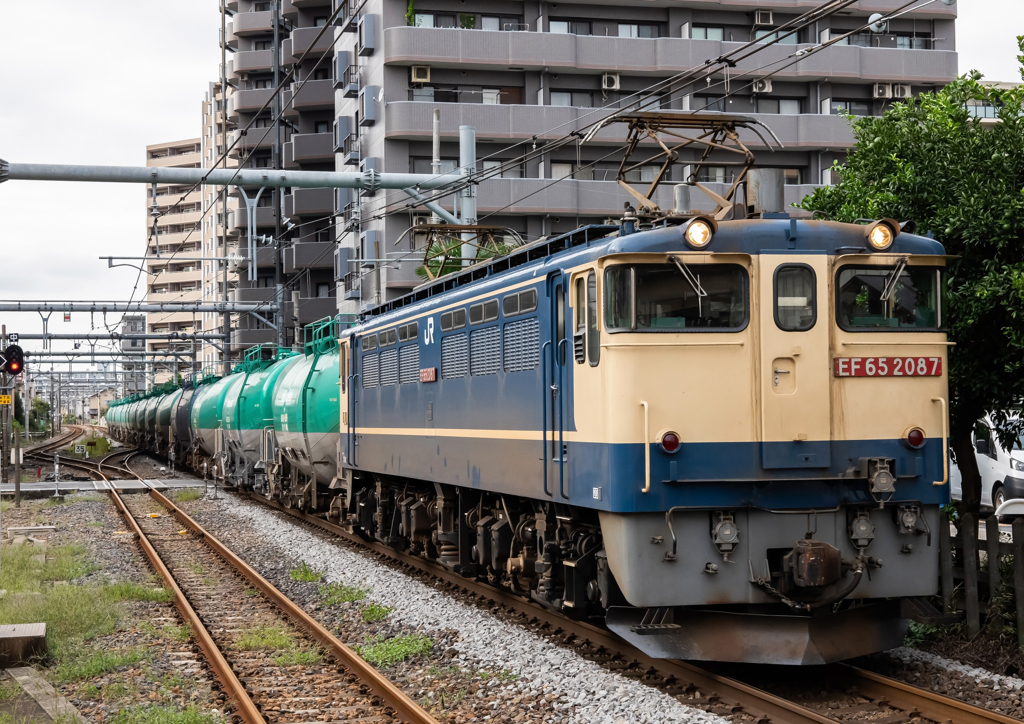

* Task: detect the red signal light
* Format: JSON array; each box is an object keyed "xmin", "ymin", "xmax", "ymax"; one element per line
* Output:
[
  {"xmin": 660, "ymin": 432, "xmax": 681, "ymax": 453},
  {"xmin": 906, "ymin": 428, "xmax": 925, "ymax": 449}
]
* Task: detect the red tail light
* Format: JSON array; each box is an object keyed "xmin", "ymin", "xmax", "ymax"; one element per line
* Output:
[
  {"xmin": 906, "ymin": 428, "xmax": 925, "ymax": 449},
  {"xmin": 660, "ymin": 432, "xmax": 681, "ymax": 453}
]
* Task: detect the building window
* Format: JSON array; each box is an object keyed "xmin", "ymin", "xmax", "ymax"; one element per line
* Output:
[
  {"xmin": 253, "ymin": 40, "xmax": 271, "ymax": 50},
  {"xmin": 551, "ymin": 91, "xmax": 592, "ymax": 108},
  {"xmin": 314, "ymin": 15, "xmax": 328, "ymax": 27},
  {"xmin": 482, "ymin": 16, "xmax": 522, "ymax": 31},
  {"xmin": 482, "ymin": 88, "xmax": 501, "ymax": 105},
  {"xmin": 550, "ymin": 20, "xmax": 590, "ymax": 35},
  {"xmin": 830, "ymin": 100, "xmax": 872, "ymax": 116},
  {"xmin": 756, "ymin": 98, "xmax": 801, "ymax": 114},
  {"xmin": 784, "ymin": 169, "xmax": 802, "ymax": 185},
  {"xmin": 691, "ymin": 26, "xmax": 724, "ymax": 41},
  {"xmin": 315, "ymin": 120, "xmax": 330, "ymax": 133},
  {"xmin": 316, "ymin": 283, "xmax": 330, "ymax": 298},
  {"xmin": 253, "ymin": 2, "xmax": 270, "ymax": 11},
  {"xmin": 755, "ymin": 29, "xmax": 799, "ymax": 45},
  {"xmin": 482, "ymin": 160, "xmax": 522, "ymax": 179},
  {"xmin": 697, "ymin": 166, "xmax": 734, "ymax": 184},
  {"xmin": 412, "ymin": 158, "xmax": 458, "ymax": 175},
  {"xmin": 313, "ymin": 68, "xmax": 330, "ymax": 81},
  {"xmin": 618, "ymin": 23, "xmax": 658, "ymax": 38},
  {"xmin": 694, "ymin": 95, "xmax": 725, "ymax": 112}
]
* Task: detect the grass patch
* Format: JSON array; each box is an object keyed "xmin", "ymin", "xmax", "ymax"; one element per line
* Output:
[
  {"xmin": 235, "ymin": 626, "xmax": 293, "ymax": 651},
  {"xmin": 0, "ymin": 544, "xmax": 117, "ymax": 658},
  {"xmin": 107, "ymin": 704, "xmax": 222, "ymax": 724},
  {"xmin": 289, "ymin": 561, "xmax": 322, "ymax": 582},
  {"xmin": 185, "ymin": 563, "xmax": 204, "ymax": 575},
  {"xmin": 319, "ymin": 582, "xmax": 367, "ymax": 605},
  {"xmin": 164, "ymin": 622, "xmax": 192, "ymax": 643},
  {"xmin": 86, "ymin": 522, "xmax": 104, "ymax": 528},
  {"xmin": 244, "ymin": 587, "xmax": 258, "ymax": 597},
  {"xmin": 53, "ymin": 646, "xmax": 148, "ymax": 683},
  {"xmin": 103, "ymin": 582, "xmax": 173, "ymax": 603},
  {"xmin": 361, "ymin": 603, "xmax": 392, "ymax": 623},
  {"xmin": 355, "ymin": 634, "xmax": 432, "ymax": 668},
  {"xmin": 46, "ymin": 545, "xmax": 101, "ymax": 582},
  {"xmin": 73, "ymin": 494, "xmax": 107, "ymax": 503},
  {"xmin": 273, "ymin": 647, "xmax": 322, "ymax": 666},
  {"xmin": 43, "ymin": 497, "xmax": 68, "ymax": 507},
  {"xmin": 172, "ymin": 489, "xmax": 202, "ymax": 503},
  {"xmin": 0, "ymin": 677, "xmax": 21, "ymax": 703},
  {"xmin": 0, "ymin": 501, "xmax": 10, "ymax": 513}
]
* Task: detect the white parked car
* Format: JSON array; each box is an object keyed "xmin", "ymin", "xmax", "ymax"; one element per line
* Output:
[{"xmin": 950, "ymin": 416, "xmax": 1024, "ymax": 509}]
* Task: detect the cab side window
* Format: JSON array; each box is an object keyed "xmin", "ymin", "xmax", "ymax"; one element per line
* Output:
[{"xmin": 774, "ymin": 264, "xmax": 816, "ymax": 331}]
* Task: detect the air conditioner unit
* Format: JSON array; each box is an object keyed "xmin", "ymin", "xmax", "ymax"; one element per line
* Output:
[
  {"xmin": 602, "ymin": 73, "xmax": 620, "ymax": 91},
  {"xmin": 892, "ymin": 83, "xmax": 912, "ymax": 99},
  {"xmin": 753, "ymin": 78, "xmax": 773, "ymax": 94},
  {"xmin": 873, "ymin": 83, "xmax": 893, "ymax": 99},
  {"xmin": 754, "ymin": 10, "xmax": 774, "ymax": 26},
  {"xmin": 413, "ymin": 213, "xmax": 431, "ymax": 227},
  {"xmin": 411, "ymin": 65, "xmax": 431, "ymax": 84}
]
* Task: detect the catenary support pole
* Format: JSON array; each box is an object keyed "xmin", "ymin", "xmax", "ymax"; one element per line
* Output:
[
  {"xmin": 459, "ymin": 126, "xmax": 477, "ymax": 265},
  {"xmin": 221, "ymin": 0, "xmax": 231, "ymax": 376}
]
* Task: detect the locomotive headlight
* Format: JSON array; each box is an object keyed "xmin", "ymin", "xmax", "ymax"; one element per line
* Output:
[
  {"xmin": 683, "ymin": 217, "xmax": 715, "ymax": 249},
  {"xmin": 866, "ymin": 221, "xmax": 896, "ymax": 251}
]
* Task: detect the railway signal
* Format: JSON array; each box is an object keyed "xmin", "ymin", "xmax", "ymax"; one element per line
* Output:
[{"xmin": 2, "ymin": 345, "xmax": 24, "ymax": 376}]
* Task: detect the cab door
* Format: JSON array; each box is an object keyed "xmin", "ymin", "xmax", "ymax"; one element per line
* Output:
[
  {"xmin": 339, "ymin": 337, "xmax": 352, "ymax": 467},
  {"xmin": 759, "ymin": 257, "xmax": 832, "ymax": 469}
]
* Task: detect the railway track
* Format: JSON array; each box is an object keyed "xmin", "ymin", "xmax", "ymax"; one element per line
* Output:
[
  {"xmin": 22, "ymin": 439, "xmax": 439, "ymax": 724},
  {"xmin": 244, "ymin": 493, "xmax": 1021, "ymax": 724}
]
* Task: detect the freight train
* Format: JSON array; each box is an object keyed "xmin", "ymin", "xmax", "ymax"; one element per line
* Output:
[{"xmin": 107, "ymin": 211, "xmax": 950, "ymax": 665}]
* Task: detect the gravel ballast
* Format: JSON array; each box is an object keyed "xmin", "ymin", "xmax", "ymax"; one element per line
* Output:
[{"xmin": 183, "ymin": 492, "xmax": 728, "ymax": 724}]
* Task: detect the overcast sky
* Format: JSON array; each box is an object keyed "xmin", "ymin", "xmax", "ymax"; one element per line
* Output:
[{"xmin": 0, "ymin": 0, "xmax": 1019, "ymax": 365}]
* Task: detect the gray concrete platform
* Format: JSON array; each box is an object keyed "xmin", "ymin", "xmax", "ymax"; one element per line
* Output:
[{"xmin": 0, "ymin": 478, "xmax": 205, "ymax": 498}]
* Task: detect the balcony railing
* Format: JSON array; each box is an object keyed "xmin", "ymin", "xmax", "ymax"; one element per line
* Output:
[
  {"xmin": 342, "ymin": 133, "xmax": 360, "ymax": 165},
  {"xmin": 342, "ymin": 64, "xmax": 360, "ymax": 98}
]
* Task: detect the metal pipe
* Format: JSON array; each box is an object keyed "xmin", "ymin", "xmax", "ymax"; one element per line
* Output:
[
  {"xmin": 402, "ymin": 188, "xmax": 459, "ymax": 225},
  {"xmin": 0, "ymin": 160, "xmax": 462, "ymax": 190},
  {"xmin": 431, "ymin": 108, "xmax": 442, "ymax": 224},
  {"xmin": 15, "ymin": 333, "xmax": 228, "ymax": 341},
  {"xmin": 0, "ymin": 302, "xmax": 274, "ymax": 313}
]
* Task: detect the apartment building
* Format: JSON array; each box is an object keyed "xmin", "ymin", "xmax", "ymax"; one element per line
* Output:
[
  {"xmin": 144, "ymin": 139, "xmax": 204, "ymax": 383},
  {"xmin": 222, "ymin": 0, "xmax": 340, "ymax": 352},
  {"xmin": 330, "ymin": 0, "xmax": 957, "ymax": 309}
]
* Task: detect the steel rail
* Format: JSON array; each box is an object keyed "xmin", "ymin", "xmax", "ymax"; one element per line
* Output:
[
  {"xmin": 108, "ymin": 484, "xmax": 266, "ymax": 724},
  {"xmin": 38, "ymin": 444, "xmax": 267, "ymax": 724},
  {"xmin": 248, "ymin": 495, "xmax": 834, "ymax": 724},
  {"xmin": 247, "ymin": 494, "xmax": 1024, "ymax": 724},
  {"xmin": 146, "ymin": 487, "xmax": 439, "ymax": 724},
  {"xmin": 827, "ymin": 664, "xmax": 1024, "ymax": 724}
]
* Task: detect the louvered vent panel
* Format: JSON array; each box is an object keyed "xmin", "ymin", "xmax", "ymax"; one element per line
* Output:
[
  {"xmin": 380, "ymin": 348, "xmax": 398, "ymax": 386},
  {"xmin": 441, "ymin": 334, "xmax": 468, "ymax": 379},
  {"xmin": 503, "ymin": 318, "xmax": 540, "ymax": 372},
  {"xmin": 399, "ymin": 345, "xmax": 420, "ymax": 384},
  {"xmin": 362, "ymin": 354, "xmax": 379, "ymax": 388},
  {"xmin": 470, "ymin": 327, "xmax": 500, "ymax": 376}
]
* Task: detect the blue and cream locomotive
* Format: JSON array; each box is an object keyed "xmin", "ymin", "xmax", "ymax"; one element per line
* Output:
[{"xmin": 331, "ymin": 212, "xmax": 949, "ymax": 665}]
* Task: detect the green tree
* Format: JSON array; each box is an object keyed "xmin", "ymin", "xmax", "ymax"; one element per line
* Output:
[
  {"xmin": 799, "ymin": 39, "xmax": 1024, "ymax": 514},
  {"xmin": 406, "ymin": 0, "xmax": 415, "ymax": 26}
]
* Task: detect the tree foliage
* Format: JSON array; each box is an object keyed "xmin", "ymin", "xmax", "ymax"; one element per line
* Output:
[{"xmin": 799, "ymin": 38, "xmax": 1024, "ymax": 513}]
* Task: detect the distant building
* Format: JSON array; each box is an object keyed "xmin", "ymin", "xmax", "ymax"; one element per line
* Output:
[
  {"xmin": 120, "ymin": 314, "xmax": 147, "ymax": 393},
  {"xmin": 144, "ymin": 139, "xmax": 204, "ymax": 383}
]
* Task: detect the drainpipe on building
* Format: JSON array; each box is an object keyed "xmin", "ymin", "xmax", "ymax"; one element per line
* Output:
[
  {"xmin": 430, "ymin": 109, "xmax": 441, "ymax": 224},
  {"xmin": 220, "ymin": 0, "xmax": 231, "ymax": 376}
]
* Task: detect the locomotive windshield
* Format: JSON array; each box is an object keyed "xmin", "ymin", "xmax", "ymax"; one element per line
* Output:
[
  {"xmin": 837, "ymin": 265, "xmax": 942, "ymax": 331},
  {"xmin": 604, "ymin": 263, "xmax": 748, "ymax": 331}
]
